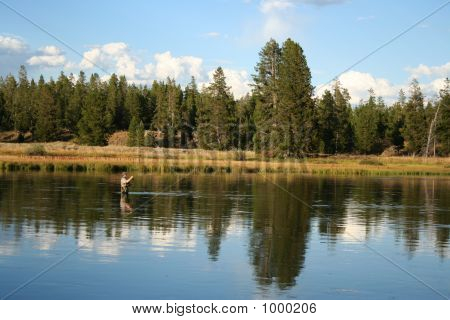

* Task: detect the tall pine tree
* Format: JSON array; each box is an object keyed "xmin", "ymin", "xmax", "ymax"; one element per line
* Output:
[
  {"xmin": 275, "ymin": 38, "xmax": 314, "ymax": 157},
  {"xmin": 77, "ymin": 74, "xmax": 109, "ymax": 145},
  {"xmin": 402, "ymin": 79, "xmax": 426, "ymax": 155}
]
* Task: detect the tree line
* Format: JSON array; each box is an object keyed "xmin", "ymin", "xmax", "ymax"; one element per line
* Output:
[{"xmin": 0, "ymin": 38, "xmax": 449, "ymax": 157}]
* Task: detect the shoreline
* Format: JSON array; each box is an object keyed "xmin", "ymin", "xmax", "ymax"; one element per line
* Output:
[{"xmin": 1, "ymin": 142, "xmax": 450, "ymax": 176}]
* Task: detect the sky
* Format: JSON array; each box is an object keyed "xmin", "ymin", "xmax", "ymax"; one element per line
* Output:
[{"xmin": 0, "ymin": 0, "xmax": 449, "ymax": 104}]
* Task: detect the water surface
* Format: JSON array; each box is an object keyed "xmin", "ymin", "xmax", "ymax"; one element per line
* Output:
[{"xmin": 0, "ymin": 172, "xmax": 449, "ymax": 299}]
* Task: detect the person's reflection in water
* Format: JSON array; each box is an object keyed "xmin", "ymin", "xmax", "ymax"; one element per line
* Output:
[{"xmin": 120, "ymin": 193, "xmax": 133, "ymax": 214}]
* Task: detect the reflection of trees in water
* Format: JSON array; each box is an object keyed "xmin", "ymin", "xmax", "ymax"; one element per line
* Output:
[
  {"xmin": 347, "ymin": 177, "xmax": 450, "ymax": 258},
  {"xmin": 0, "ymin": 173, "xmax": 449, "ymax": 282},
  {"xmin": 314, "ymin": 177, "xmax": 350, "ymax": 243},
  {"xmin": 250, "ymin": 175, "xmax": 312, "ymax": 289}
]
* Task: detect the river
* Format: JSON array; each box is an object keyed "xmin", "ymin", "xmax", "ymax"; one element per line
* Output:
[{"xmin": 0, "ymin": 172, "xmax": 449, "ymax": 299}]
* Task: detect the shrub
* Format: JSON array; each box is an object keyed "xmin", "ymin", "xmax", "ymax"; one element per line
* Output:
[
  {"xmin": 25, "ymin": 144, "xmax": 47, "ymax": 156},
  {"xmin": 359, "ymin": 159, "xmax": 384, "ymax": 166}
]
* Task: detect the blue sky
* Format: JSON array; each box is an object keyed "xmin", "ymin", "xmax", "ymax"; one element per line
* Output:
[{"xmin": 1, "ymin": 0, "xmax": 449, "ymax": 103}]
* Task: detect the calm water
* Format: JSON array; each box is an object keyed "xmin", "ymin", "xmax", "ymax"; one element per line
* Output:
[{"xmin": 0, "ymin": 172, "xmax": 449, "ymax": 299}]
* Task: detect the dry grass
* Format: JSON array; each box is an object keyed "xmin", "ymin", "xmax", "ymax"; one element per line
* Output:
[{"xmin": 1, "ymin": 142, "xmax": 450, "ymax": 175}]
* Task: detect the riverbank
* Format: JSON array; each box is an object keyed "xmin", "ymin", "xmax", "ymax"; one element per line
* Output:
[{"xmin": 1, "ymin": 142, "xmax": 450, "ymax": 176}]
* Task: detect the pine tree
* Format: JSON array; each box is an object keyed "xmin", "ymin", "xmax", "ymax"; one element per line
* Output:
[
  {"xmin": 333, "ymin": 81, "xmax": 354, "ymax": 153},
  {"xmin": 402, "ymin": 79, "xmax": 427, "ymax": 155},
  {"xmin": 166, "ymin": 78, "xmax": 183, "ymax": 147},
  {"xmin": 116, "ymin": 75, "xmax": 128, "ymax": 130},
  {"xmin": 34, "ymin": 76, "xmax": 58, "ymax": 141},
  {"xmin": 136, "ymin": 120, "xmax": 145, "ymax": 147},
  {"xmin": 66, "ymin": 71, "xmax": 85, "ymax": 134},
  {"xmin": 252, "ymin": 39, "xmax": 281, "ymax": 154},
  {"xmin": 352, "ymin": 90, "xmax": 385, "ymax": 154},
  {"xmin": 181, "ymin": 77, "xmax": 198, "ymax": 148},
  {"xmin": 437, "ymin": 78, "xmax": 450, "ymax": 154},
  {"xmin": 0, "ymin": 75, "xmax": 16, "ymax": 130},
  {"xmin": 317, "ymin": 89, "xmax": 336, "ymax": 154},
  {"xmin": 127, "ymin": 116, "xmax": 138, "ymax": 146},
  {"xmin": 77, "ymin": 74, "xmax": 109, "ymax": 145},
  {"xmin": 386, "ymin": 90, "xmax": 406, "ymax": 151},
  {"xmin": 236, "ymin": 94, "xmax": 256, "ymax": 150},
  {"xmin": 196, "ymin": 67, "xmax": 236, "ymax": 150},
  {"xmin": 13, "ymin": 65, "xmax": 33, "ymax": 133},
  {"xmin": 55, "ymin": 71, "xmax": 73, "ymax": 131},
  {"xmin": 105, "ymin": 74, "xmax": 119, "ymax": 133},
  {"xmin": 276, "ymin": 38, "xmax": 314, "ymax": 157},
  {"xmin": 0, "ymin": 86, "xmax": 5, "ymax": 130}
]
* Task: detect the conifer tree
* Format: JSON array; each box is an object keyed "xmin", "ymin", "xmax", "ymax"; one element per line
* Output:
[
  {"xmin": 437, "ymin": 78, "xmax": 450, "ymax": 154},
  {"xmin": 77, "ymin": 74, "xmax": 109, "ymax": 145},
  {"xmin": 236, "ymin": 94, "xmax": 256, "ymax": 150},
  {"xmin": 402, "ymin": 79, "xmax": 427, "ymax": 155},
  {"xmin": 385, "ymin": 90, "xmax": 406, "ymax": 151},
  {"xmin": 34, "ymin": 76, "xmax": 58, "ymax": 141},
  {"xmin": 127, "ymin": 116, "xmax": 138, "ymax": 147},
  {"xmin": 0, "ymin": 75, "xmax": 17, "ymax": 130},
  {"xmin": 0, "ymin": 86, "xmax": 5, "ymax": 130},
  {"xmin": 116, "ymin": 75, "xmax": 128, "ymax": 130},
  {"xmin": 352, "ymin": 90, "xmax": 385, "ymax": 154},
  {"xmin": 197, "ymin": 67, "xmax": 236, "ymax": 150},
  {"xmin": 66, "ymin": 71, "xmax": 85, "ymax": 134},
  {"xmin": 13, "ymin": 65, "xmax": 33, "ymax": 133},
  {"xmin": 181, "ymin": 77, "xmax": 198, "ymax": 147},
  {"xmin": 55, "ymin": 72, "xmax": 73, "ymax": 131},
  {"xmin": 317, "ymin": 90, "xmax": 336, "ymax": 154},
  {"xmin": 252, "ymin": 39, "xmax": 281, "ymax": 154},
  {"xmin": 105, "ymin": 74, "xmax": 119, "ymax": 133},
  {"xmin": 276, "ymin": 38, "xmax": 314, "ymax": 157}
]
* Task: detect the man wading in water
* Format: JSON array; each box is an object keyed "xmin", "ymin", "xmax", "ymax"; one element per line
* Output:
[{"xmin": 121, "ymin": 172, "xmax": 134, "ymax": 194}]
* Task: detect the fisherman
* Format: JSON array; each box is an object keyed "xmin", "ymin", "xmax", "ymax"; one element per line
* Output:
[{"xmin": 120, "ymin": 172, "xmax": 134, "ymax": 194}]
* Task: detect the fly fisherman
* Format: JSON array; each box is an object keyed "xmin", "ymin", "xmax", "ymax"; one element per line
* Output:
[{"xmin": 121, "ymin": 172, "xmax": 134, "ymax": 194}]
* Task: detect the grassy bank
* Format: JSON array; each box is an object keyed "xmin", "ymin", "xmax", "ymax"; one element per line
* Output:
[{"xmin": 1, "ymin": 142, "xmax": 450, "ymax": 176}]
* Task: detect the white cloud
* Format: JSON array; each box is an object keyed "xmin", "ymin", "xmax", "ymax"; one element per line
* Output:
[
  {"xmin": 405, "ymin": 61, "xmax": 450, "ymax": 79},
  {"xmin": 40, "ymin": 45, "xmax": 61, "ymax": 56},
  {"xmin": 27, "ymin": 45, "xmax": 66, "ymax": 67},
  {"xmin": 299, "ymin": 0, "xmax": 347, "ymax": 5},
  {"xmin": 201, "ymin": 68, "xmax": 251, "ymax": 99},
  {"xmin": 259, "ymin": 0, "xmax": 297, "ymax": 40},
  {"xmin": 27, "ymin": 55, "xmax": 66, "ymax": 67},
  {"xmin": 260, "ymin": 0, "xmax": 294, "ymax": 13},
  {"xmin": 316, "ymin": 70, "xmax": 447, "ymax": 105},
  {"xmin": 223, "ymin": 68, "xmax": 252, "ymax": 98},
  {"xmin": 153, "ymin": 51, "xmax": 203, "ymax": 80},
  {"xmin": 0, "ymin": 35, "xmax": 27, "ymax": 53},
  {"xmin": 79, "ymin": 43, "xmax": 205, "ymax": 86},
  {"xmin": 79, "ymin": 42, "xmax": 139, "ymax": 79}
]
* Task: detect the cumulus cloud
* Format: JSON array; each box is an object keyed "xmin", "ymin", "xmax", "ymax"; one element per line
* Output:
[
  {"xmin": 258, "ymin": 0, "xmax": 298, "ymax": 40},
  {"xmin": 260, "ymin": 0, "xmax": 294, "ymax": 13},
  {"xmin": 0, "ymin": 35, "xmax": 27, "ymax": 53},
  {"xmin": 27, "ymin": 45, "xmax": 66, "ymax": 67},
  {"xmin": 200, "ymin": 68, "xmax": 251, "ymax": 99},
  {"xmin": 405, "ymin": 61, "xmax": 450, "ymax": 79},
  {"xmin": 260, "ymin": 0, "xmax": 346, "ymax": 12},
  {"xmin": 79, "ymin": 42, "xmax": 135, "ymax": 78},
  {"xmin": 317, "ymin": 70, "xmax": 402, "ymax": 104},
  {"xmin": 299, "ymin": 0, "xmax": 347, "ymax": 5},
  {"xmin": 153, "ymin": 51, "xmax": 203, "ymax": 81},
  {"xmin": 316, "ymin": 70, "xmax": 447, "ymax": 105}
]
